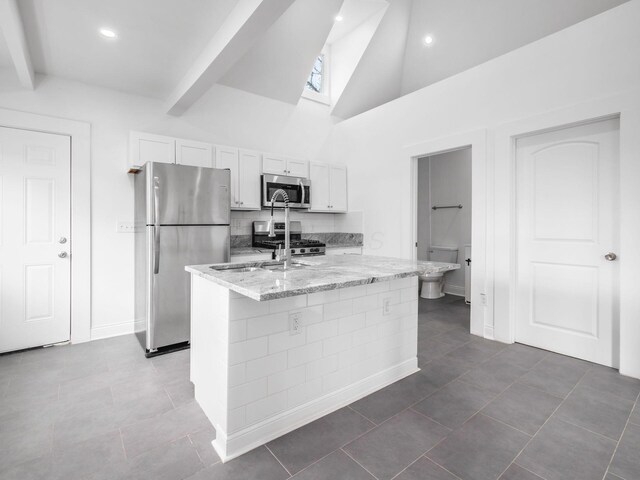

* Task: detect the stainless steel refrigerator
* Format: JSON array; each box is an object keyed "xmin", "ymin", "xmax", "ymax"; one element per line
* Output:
[{"xmin": 135, "ymin": 162, "xmax": 230, "ymax": 357}]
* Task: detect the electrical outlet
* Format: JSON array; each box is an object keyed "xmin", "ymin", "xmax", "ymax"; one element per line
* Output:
[
  {"xmin": 480, "ymin": 293, "xmax": 487, "ymax": 306},
  {"xmin": 289, "ymin": 312, "xmax": 302, "ymax": 335},
  {"xmin": 116, "ymin": 221, "xmax": 135, "ymax": 233},
  {"xmin": 382, "ymin": 298, "xmax": 391, "ymax": 316}
]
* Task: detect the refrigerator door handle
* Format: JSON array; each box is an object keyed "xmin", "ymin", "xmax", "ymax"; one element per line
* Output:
[
  {"xmin": 153, "ymin": 176, "xmax": 161, "ymax": 274},
  {"xmin": 153, "ymin": 176, "xmax": 160, "ymax": 226},
  {"xmin": 153, "ymin": 226, "xmax": 160, "ymax": 274}
]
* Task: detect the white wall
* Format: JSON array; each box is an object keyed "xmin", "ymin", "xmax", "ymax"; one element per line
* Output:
[
  {"xmin": 0, "ymin": 70, "xmax": 337, "ymax": 338},
  {"xmin": 335, "ymin": 0, "xmax": 639, "ymax": 256},
  {"xmin": 332, "ymin": 1, "xmax": 640, "ymax": 375},
  {"xmin": 417, "ymin": 149, "xmax": 471, "ymax": 292}
]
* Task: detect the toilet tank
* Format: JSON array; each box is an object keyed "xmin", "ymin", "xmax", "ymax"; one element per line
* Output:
[{"xmin": 429, "ymin": 246, "xmax": 458, "ymax": 263}]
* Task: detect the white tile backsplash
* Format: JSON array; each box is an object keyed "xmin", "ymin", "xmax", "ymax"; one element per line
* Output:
[{"xmin": 230, "ymin": 210, "xmax": 351, "ymax": 236}]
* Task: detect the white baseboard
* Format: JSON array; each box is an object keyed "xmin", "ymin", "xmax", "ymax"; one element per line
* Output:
[
  {"xmin": 90, "ymin": 320, "xmax": 142, "ymax": 341},
  {"xmin": 443, "ymin": 284, "xmax": 465, "ymax": 297},
  {"xmin": 212, "ymin": 358, "xmax": 419, "ymax": 462},
  {"xmin": 483, "ymin": 325, "xmax": 495, "ymax": 340}
]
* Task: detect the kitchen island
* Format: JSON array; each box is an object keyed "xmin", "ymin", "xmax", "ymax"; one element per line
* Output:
[{"xmin": 185, "ymin": 255, "xmax": 459, "ymax": 461}]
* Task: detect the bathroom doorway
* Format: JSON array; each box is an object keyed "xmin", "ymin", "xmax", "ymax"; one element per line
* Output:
[
  {"xmin": 417, "ymin": 147, "xmax": 472, "ymax": 301},
  {"xmin": 413, "ymin": 147, "xmax": 473, "ymax": 364}
]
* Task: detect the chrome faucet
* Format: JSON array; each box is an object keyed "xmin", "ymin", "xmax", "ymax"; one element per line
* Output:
[{"xmin": 268, "ymin": 189, "xmax": 291, "ymax": 270}]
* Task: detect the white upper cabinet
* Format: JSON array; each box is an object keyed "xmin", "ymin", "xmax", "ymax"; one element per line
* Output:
[
  {"xmin": 238, "ymin": 149, "xmax": 261, "ymax": 210},
  {"xmin": 129, "ymin": 131, "xmax": 214, "ymax": 170},
  {"xmin": 215, "ymin": 145, "xmax": 239, "ymax": 205},
  {"xmin": 176, "ymin": 139, "xmax": 213, "ymax": 168},
  {"xmin": 309, "ymin": 162, "xmax": 348, "ymax": 213},
  {"xmin": 262, "ymin": 154, "xmax": 309, "ymax": 178},
  {"xmin": 329, "ymin": 165, "xmax": 348, "ymax": 212},
  {"xmin": 309, "ymin": 162, "xmax": 330, "ymax": 211},
  {"xmin": 215, "ymin": 146, "xmax": 261, "ymax": 210},
  {"xmin": 262, "ymin": 155, "xmax": 287, "ymax": 176},
  {"xmin": 286, "ymin": 158, "xmax": 309, "ymax": 178},
  {"xmin": 130, "ymin": 131, "xmax": 175, "ymax": 168}
]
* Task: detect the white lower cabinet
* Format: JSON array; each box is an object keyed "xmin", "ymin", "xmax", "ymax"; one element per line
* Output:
[
  {"xmin": 215, "ymin": 146, "xmax": 261, "ymax": 210},
  {"xmin": 309, "ymin": 162, "xmax": 348, "ymax": 213}
]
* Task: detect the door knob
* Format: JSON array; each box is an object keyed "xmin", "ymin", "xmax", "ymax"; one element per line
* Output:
[
  {"xmin": 604, "ymin": 252, "xmax": 617, "ymax": 261},
  {"xmin": 59, "ymin": 237, "xmax": 67, "ymax": 244},
  {"xmin": 58, "ymin": 252, "xmax": 68, "ymax": 258}
]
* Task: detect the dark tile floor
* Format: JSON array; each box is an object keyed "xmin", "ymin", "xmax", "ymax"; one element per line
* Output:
[{"xmin": 1, "ymin": 295, "xmax": 639, "ymax": 480}]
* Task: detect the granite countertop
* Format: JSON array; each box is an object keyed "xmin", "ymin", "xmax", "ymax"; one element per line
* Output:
[
  {"xmin": 325, "ymin": 243, "xmax": 363, "ymax": 249},
  {"xmin": 186, "ymin": 255, "xmax": 460, "ymax": 301},
  {"xmin": 230, "ymin": 247, "xmax": 273, "ymax": 255}
]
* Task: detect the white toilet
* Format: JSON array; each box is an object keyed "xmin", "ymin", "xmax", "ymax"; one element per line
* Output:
[{"xmin": 420, "ymin": 246, "xmax": 459, "ymax": 299}]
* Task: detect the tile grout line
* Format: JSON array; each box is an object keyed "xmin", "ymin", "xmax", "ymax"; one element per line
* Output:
[
  {"xmin": 274, "ymin": 408, "xmax": 382, "ymax": 479},
  {"xmin": 514, "ymin": 463, "xmax": 546, "ymax": 479},
  {"xmin": 118, "ymin": 427, "xmax": 128, "ymax": 462},
  {"xmin": 347, "ymin": 405, "xmax": 379, "ymax": 426},
  {"xmin": 186, "ymin": 434, "xmax": 209, "ymax": 473},
  {"xmin": 264, "ymin": 444, "xmax": 293, "ymax": 478},
  {"xmin": 476, "ymin": 411, "xmax": 534, "ymax": 438},
  {"xmin": 284, "ymin": 449, "xmax": 341, "ymax": 479},
  {"xmin": 494, "ymin": 366, "xmax": 592, "ymax": 480},
  {"xmin": 390, "ymin": 454, "xmax": 463, "ymax": 480},
  {"xmin": 406, "ymin": 406, "xmax": 456, "ymax": 432},
  {"xmin": 340, "ymin": 447, "xmax": 380, "ymax": 480},
  {"xmin": 601, "ymin": 390, "xmax": 640, "ymax": 480}
]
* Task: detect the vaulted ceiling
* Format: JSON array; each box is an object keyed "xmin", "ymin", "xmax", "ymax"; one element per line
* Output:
[{"xmin": 0, "ymin": 0, "xmax": 631, "ymax": 120}]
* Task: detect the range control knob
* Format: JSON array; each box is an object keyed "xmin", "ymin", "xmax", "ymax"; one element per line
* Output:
[{"xmin": 300, "ymin": 249, "xmax": 306, "ymax": 254}]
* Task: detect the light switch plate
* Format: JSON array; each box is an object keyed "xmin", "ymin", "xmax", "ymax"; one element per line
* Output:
[{"xmin": 117, "ymin": 221, "xmax": 135, "ymax": 233}]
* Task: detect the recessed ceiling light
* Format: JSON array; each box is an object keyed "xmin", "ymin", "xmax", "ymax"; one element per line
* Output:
[
  {"xmin": 99, "ymin": 28, "xmax": 117, "ymax": 39},
  {"xmin": 424, "ymin": 35, "xmax": 434, "ymax": 45},
  {"xmin": 335, "ymin": 15, "xmax": 344, "ymax": 22}
]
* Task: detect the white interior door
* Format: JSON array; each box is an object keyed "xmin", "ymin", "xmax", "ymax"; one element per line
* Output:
[
  {"xmin": 0, "ymin": 126, "xmax": 71, "ymax": 353},
  {"xmin": 515, "ymin": 118, "xmax": 619, "ymax": 366}
]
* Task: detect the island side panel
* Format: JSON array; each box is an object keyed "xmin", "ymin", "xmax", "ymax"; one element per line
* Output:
[
  {"xmin": 222, "ymin": 276, "xmax": 419, "ymax": 460},
  {"xmin": 190, "ymin": 274, "xmax": 230, "ymax": 434}
]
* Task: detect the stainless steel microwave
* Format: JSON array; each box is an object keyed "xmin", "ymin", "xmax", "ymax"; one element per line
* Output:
[{"xmin": 262, "ymin": 174, "xmax": 311, "ymax": 209}]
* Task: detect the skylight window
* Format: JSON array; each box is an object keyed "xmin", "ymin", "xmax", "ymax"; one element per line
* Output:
[
  {"xmin": 302, "ymin": 49, "xmax": 330, "ymax": 105},
  {"xmin": 306, "ymin": 54, "xmax": 324, "ymax": 93}
]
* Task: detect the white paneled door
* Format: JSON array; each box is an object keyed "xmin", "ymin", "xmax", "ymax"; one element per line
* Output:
[
  {"xmin": 0, "ymin": 127, "xmax": 71, "ymax": 353},
  {"xmin": 515, "ymin": 118, "xmax": 619, "ymax": 366}
]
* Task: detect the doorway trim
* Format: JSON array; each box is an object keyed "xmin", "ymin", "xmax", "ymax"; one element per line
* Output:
[
  {"xmin": 493, "ymin": 90, "xmax": 640, "ymax": 378},
  {"xmin": 0, "ymin": 107, "xmax": 91, "ymax": 344},
  {"xmin": 405, "ymin": 129, "xmax": 487, "ymax": 338}
]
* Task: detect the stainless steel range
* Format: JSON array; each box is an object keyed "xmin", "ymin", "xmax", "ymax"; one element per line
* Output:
[{"xmin": 252, "ymin": 221, "xmax": 325, "ymax": 256}]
